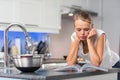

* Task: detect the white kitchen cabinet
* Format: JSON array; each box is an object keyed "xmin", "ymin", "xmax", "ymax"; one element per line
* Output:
[
  {"xmin": 60, "ymin": 0, "xmax": 87, "ymax": 8},
  {"xmin": 14, "ymin": 0, "xmax": 41, "ymax": 25},
  {"xmin": 18, "ymin": 0, "xmax": 61, "ymax": 33},
  {"xmin": 61, "ymin": 0, "xmax": 101, "ymax": 13},
  {"xmin": 39, "ymin": 0, "xmax": 61, "ymax": 32},
  {"xmin": 0, "ymin": 0, "xmax": 40, "ymax": 24},
  {"xmin": 0, "ymin": 0, "xmax": 61, "ymax": 33},
  {"xmin": 60, "ymin": 0, "xmax": 87, "ymax": 14},
  {"xmin": 0, "ymin": 0, "xmax": 41, "ymax": 32},
  {"xmin": 60, "ymin": 0, "xmax": 101, "ymax": 16},
  {"xmin": 0, "ymin": 0, "xmax": 15, "ymax": 23}
]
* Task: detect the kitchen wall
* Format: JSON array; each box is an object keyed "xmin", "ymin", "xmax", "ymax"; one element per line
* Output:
[
  {"xmin": 49, "ymin": 18, "xmax": 74, "ymax": 59},
  {"xmin": 102, "ymin": 0, "xmax": 120, "ymax": 56}
]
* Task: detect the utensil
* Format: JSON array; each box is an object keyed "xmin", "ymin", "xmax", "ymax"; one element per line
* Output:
[
  {"xmin": 12, "ymin": 54, "xmax": 43, "ymax": 72},
  {"xmin": 63, "ymin": 56, "xmax": 67, "ymax": 60},
  {"xmin": 37, "ymin": 41, "xmax": 43, "ymax": 54},
  {"xmin": 37, "ymin": 41, "xmax": 47, "ymax": 54},
  {"xmin": 39, "ymin": 42, "xmax": 47, "ymax": 54}
]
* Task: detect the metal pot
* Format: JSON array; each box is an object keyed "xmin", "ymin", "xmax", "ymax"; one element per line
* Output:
[{"xmin": 12, "ymin": 54, "xmax": 43, "ymax": 72}]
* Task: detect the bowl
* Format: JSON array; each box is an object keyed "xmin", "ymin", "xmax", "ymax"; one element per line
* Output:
[{"xmin": 12, "ymin": 54, "xmax": 44, "ymax": 72}]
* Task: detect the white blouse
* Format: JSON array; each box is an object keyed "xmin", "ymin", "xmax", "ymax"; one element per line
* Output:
[{"xmin": 71, "ymin": 29, "xmax": 119, "ymax": 68}]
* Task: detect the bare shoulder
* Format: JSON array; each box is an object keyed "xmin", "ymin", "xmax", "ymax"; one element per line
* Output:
[
  {"xmin": 98, "ymin": 33, "xmax": 106, "ymax": 40},
  {"xmin": 96, "ymin": 33, "xmax": 106, "ymax": 45}
]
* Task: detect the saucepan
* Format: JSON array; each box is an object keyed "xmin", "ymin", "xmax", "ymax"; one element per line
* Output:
[{"xmin": 12, "ymin": 54, "xmax": 44, "ymax": 72}]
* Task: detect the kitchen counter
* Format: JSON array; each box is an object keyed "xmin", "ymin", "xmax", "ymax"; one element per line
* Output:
[
  {"xmin": 43, "ymin": 58, "xmax": 66, "ymax": 64},
  {"xmin": 0, "ymin": 59, "xmax": 119, "ymax": 80},
  {"xmin": 0, "ymin": 64, "xmax": 119, "ymax": 80}
]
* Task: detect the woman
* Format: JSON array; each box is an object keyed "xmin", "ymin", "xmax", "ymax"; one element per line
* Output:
[{"xmin": 66, "ymin": 11, "xmax": 120, "ymax": 68}]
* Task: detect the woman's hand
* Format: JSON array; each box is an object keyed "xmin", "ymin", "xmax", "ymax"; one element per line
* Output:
[{"xmin": 87, "ymin": 28, "xmax": 97, "ymax": 40}]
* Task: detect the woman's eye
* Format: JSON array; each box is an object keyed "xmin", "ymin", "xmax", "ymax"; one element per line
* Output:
[
  {"xmin": 84, "ymin": 28, "xmax": 89, "ymax": 31},
  {"xmin": 77, "ymin": 29, "xmax": 81, "ymax": 31}
]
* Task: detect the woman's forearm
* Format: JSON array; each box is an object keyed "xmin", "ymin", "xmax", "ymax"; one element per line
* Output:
[
  {"xmin": 87, "ymin": 39, "xmax": 101, "ymax": 66},
  {"xmin": 66, "ymin": 40, "xmax": 80, "ymax": 65}
]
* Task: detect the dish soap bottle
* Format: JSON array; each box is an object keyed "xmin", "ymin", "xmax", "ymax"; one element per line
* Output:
[{"xmin": 12, "ymin": 44, "xmax": 18, "ymax": 56}]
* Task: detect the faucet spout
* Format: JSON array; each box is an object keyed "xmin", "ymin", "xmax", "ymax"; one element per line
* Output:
[{"xmin": 4, "ymin": 23, "xmax": 33, "ymax": 68}]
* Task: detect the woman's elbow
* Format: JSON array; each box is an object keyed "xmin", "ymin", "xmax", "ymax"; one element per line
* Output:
[
  {"xmin": 66, "ymin": 61, "xmax": 75, "ymax": 66},
  {"xmin": 66, "ymin": 59, "xmax": 75, "ymax": 66},
  {"xmin": 92, "ymin": 60, "xmax": 101, "ymax": 67},
  {"xmin": 92, "ymin": 63, "xmax": 100, "ymax": 66}
]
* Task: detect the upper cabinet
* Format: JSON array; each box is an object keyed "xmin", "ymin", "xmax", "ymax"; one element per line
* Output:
[
  {"xmin": 0, "ymin": 0, "xmax": 61, "ymax": 33},
  {"xmin": 39, "ymin": 0, "xmax": 61, "ymax": 32},
  {"xmin": 0, "ymin": 0, "xmax": 101, "ymax": 33},
  {"xmin": 60, "ymin": 0, "xmax": 102, "ymax": 28},
  {"xmin": 60, "ymin": 0, "xmax": 87, "ymax": 7},
  {"xmin": 60, "ymin": 0, "xmax": 87, "ymax": 15},
  {"xmin": 0, "ymin": 0, "xmax": 14, "ymax": 23},
  {"xmin": 14, "ymin": 0, "xmax": 41, "ymax": 25},
  {"xmin": 60, "ymin": 0, "xmax": 100, "ymax": 15}
]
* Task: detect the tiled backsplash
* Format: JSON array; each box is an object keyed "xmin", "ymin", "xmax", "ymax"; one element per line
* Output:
[{"xmin": 0, "ymin": 30, "xmax": 48, "ymax": 54}]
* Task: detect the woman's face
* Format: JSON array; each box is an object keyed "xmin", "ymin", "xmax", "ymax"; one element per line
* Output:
[{"xmin": 74, "ymin": 19, "xmax": 92, "ymax": 41}]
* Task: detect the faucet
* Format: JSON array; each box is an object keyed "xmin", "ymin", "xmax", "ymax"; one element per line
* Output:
[{"xmin": 4, "ymin": 23, "xmax": 33, "ymax": 68}]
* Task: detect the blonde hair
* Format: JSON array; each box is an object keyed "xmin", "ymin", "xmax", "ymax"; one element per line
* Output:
[{"xmin": 73, "ymin": 11, "xmax": 92, "ymax": 24}]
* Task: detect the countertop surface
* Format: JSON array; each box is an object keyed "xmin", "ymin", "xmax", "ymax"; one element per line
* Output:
[
  {"xmin": 43, "ymin": 58, "xmax": 66, "ymax": 63},
  {"xmin": 0, "ymin": 59, "xmax": 119, "ymax": 80},
  {"xmin": 0, "ymin": 67, "xmax": 119, "ymax": 80}
]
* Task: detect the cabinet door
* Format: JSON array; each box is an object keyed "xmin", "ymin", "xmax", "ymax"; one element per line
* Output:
[
  {"xmin": 15, "ymin": 0, "xmax": 41, "ymax": 25},
  {"xmin": 40, "ymin": 0, "xmax": 61, "ymax": 30},
  {"xmin": 0, "ymin": 0, "xmax": 14, "ymax": 23},
  {"xmin": 60, "ymin": 0, "xmax": 87, "ymax": 8},
  {"xmin": 0, "ymin": 0, "xmax": 61, "ymax": 33}
]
